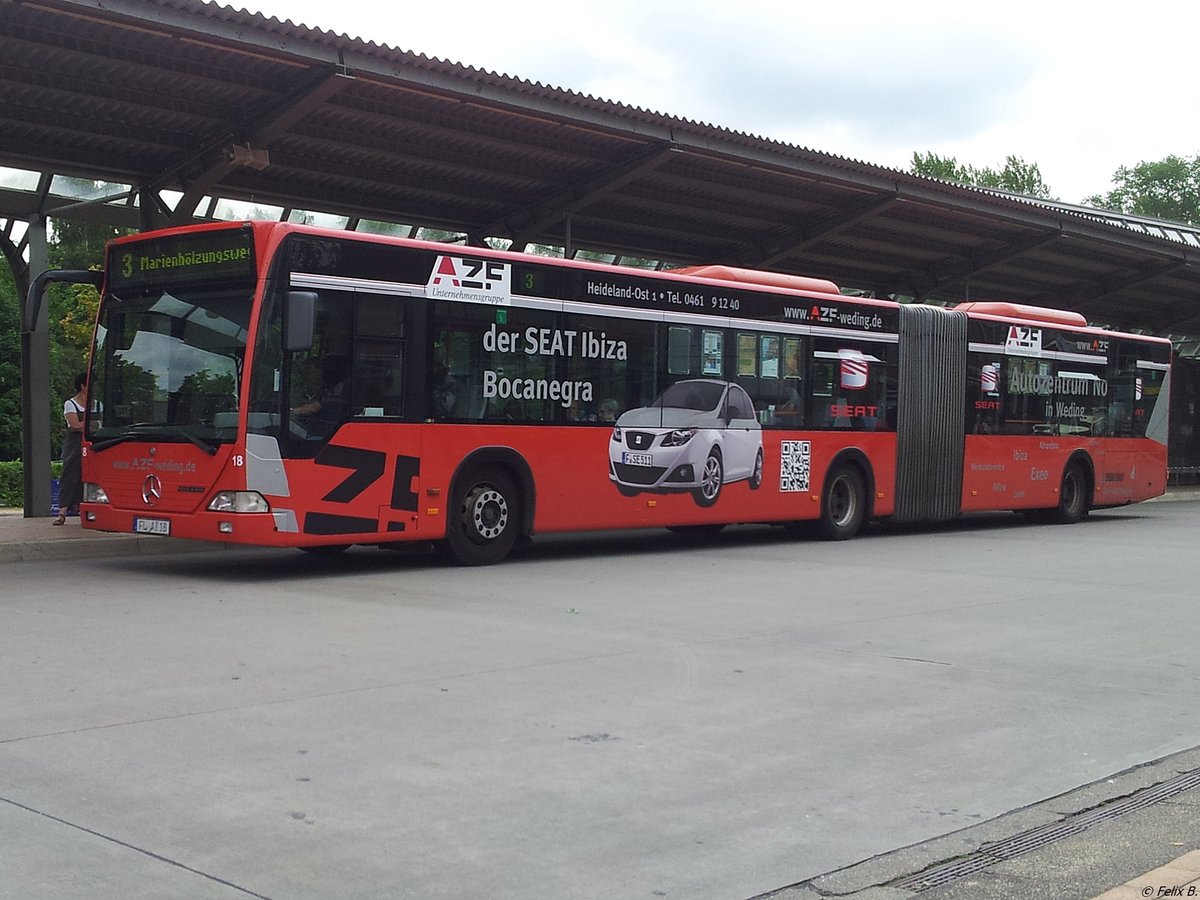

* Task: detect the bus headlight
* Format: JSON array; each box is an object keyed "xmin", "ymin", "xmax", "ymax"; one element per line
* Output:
[
  {"xmin": 83, "ymin": 483, "xmax": 110, "ymax": 504},
  {"xmin": 207, "ymin": 491, "xmax": 270, "ymax": 513}
]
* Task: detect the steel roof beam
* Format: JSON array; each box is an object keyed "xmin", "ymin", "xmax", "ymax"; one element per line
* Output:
[
  {"xmin": 883, "ymin": 228, "xmax": 1063, "ymax": 300},
  {"xmin": 500, "ymin": 143, "xmax": 678, "ymax": 250},
  {"xmin": 164, "ymin": 67, "xmax": 353, "ymax": 224},
  {"xmin": 729, "ymin": 193, "xmax": 902, "ymax": 268},
  {"xmin": 1049, "ymin": 260, "xmax": 1192, "ymax": 329},
  {"xmin": 924, "ymin": 229, "xmax": 1064, "ymax": 294}
]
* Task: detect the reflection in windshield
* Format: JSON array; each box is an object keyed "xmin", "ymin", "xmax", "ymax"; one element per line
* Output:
[{"xmin": 90, "ymin": 286, "xmax": 252, "ymax": 448}]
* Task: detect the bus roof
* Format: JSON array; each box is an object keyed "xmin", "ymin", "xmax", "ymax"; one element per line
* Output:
[
  {"xmin": 671, "ymin": 265, "xmax": 840, "ymax": 296},
  {"xmin": 954, "ymin": 301, "xmax": 1087, "ymax": 328}
]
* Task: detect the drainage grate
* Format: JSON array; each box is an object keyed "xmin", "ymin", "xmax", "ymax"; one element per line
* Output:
[{"xmin": 893, "ymin": 768, "xmax": 1200, "ymax": 892}]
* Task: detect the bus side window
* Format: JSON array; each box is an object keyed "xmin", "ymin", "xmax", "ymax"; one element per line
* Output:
[
  {"xmin": 353, "ymin": 294, "xmax": 405, "ymax": 418},
  {"xmin": 775, "ymin": 337, "xmax": 805, "ymax": 428},
  {"xmin": 810, "ymin": 340, "xmax": 888, "ymax": 430},
  {"xmin": 1000, "ymin": 357, "xmax": 1048, "ymax": 435},
  {"xmin": 667, "ymin": 326, "xmax": 692, "ymax": 375},
  {"xmin": 731, "ymin": 331, "xmax": 805, "ymax": 427},
  {"xmin": 967, "ymin": 354, "xmax": 1002, "ymax": 434},
  {"xmin": 284, "ymin": 290, "xmax": 355, "ymax": 450}
]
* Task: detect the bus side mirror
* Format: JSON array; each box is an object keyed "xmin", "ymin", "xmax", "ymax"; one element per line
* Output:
[{"xmin": 284, "ymin": 291, "xmax": 317, "ymax": 352}]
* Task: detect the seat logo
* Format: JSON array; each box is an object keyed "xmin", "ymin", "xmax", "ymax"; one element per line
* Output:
[{"xmin": 142, "ymin": 474, "xmax": 162, "ymax": 506}]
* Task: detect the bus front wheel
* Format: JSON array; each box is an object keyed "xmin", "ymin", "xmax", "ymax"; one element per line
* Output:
[
  {"xmin": 818, "ymin": 463, "xmax": 866, "ymax": 541},
  {"xmin": 442, "ymin": 468, "xmax": 522, "ymax": 566}
]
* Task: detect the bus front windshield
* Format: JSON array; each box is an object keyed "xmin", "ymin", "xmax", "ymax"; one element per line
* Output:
[{"xmin": 89, "ymin": 285, "xmax": 252, "ymax": 453}]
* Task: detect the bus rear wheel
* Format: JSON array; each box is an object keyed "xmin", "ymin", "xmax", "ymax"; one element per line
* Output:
[
  {"xmin": 818, "ymin": 463, "xmax": 866, "ymax": 541},
  {"xmin": 1048, "ymin": 462, "xmax": 1089, "ymax": 524},
  {"xmin": 442, "ymin": 468, "xmax": 521, "ymax": 566}
]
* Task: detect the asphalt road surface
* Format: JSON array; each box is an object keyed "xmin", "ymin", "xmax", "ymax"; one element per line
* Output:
[{"xmin": 3, "ymin": 503, "xmax": 1199, "ymax": 900}]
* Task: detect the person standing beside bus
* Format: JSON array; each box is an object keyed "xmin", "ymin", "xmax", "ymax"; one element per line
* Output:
[{"xmin": 54, "ymin": 373, "xmax": 87, "ymax": 526}]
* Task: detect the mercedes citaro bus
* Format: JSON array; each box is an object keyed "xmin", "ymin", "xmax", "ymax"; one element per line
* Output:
[{"xmin": 66, "ymin": 221, "xmax": 1169, "ymax": 564}]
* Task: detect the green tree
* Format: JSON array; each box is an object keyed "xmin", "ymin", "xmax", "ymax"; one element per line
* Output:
[
  {"xmin": 49, "ymin": 218, "xmax": 122, "ymax": 270},
  {"xmin": 46, "ymin": 219, "xmax": 130, "ymax": 456},
  {"xmin": 910, "ymin": 152, "xmax": 974, "ymax": 184},
  {"xmin": 1085, "ymin": 154, "xmax": 1200, "ymax": 225},
  {"xmin": 911, "ymin": 152, "xmax": 1055, "ymax": 200},
  {"xmin": 0, "ymin": 215, "xmax": 128, "ymax": 461}
]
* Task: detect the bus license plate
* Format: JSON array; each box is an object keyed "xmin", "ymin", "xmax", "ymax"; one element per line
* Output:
[
  {"xmin": 134, "ymin": 518, "xmax": 170, "ymax": 536},
  {"xmin": 623, "ymin": 452, "xmax": 653, "ymax": 467}
]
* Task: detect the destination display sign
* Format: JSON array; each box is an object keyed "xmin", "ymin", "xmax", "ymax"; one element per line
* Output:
[{"xmin": 109, "ymin": 227, "xmax": 257, "ymax": 292}]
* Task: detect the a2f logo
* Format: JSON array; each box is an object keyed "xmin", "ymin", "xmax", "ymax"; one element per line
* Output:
[
  {"xmin": 460, "ymin": 258, "xmax": 504, "ymax": 290},
  {"xmin": 430, "ymin": 256, "xmax": 506, "ymax": 290},
  {"xmin": 1005, "ymin": 325, "xmax": 1041, "ymax": 353},
  {"xmin": 427, "ymin": 255, "xmax": 513, "ymax": 306}
]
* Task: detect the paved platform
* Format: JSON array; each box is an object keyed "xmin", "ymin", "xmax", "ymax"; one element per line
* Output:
[
  {"xmin": 0, "ymin": 509, "xmax": 232, "ymax": 563},
  {"xmin": 765, "ymin": 746, "xmax": 1200, "ymax": 899},
  {"xmin": 4, "ymin": 487, "xmax": 1198, "ymax": 565},
  {"xmin": 5, "ymin": 489, "xmax": 1200, "ymax": 899}
]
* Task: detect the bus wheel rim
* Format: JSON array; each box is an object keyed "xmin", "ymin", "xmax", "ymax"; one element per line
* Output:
[
  {"xmin": 1063, "ymin": 471, "xmax": 1079, "ymax": 509},
  {"xmin": 830, "ymin": 478, "xmax": 856, "ymax": 525},
  {"xmin": 470, "ymin": 488, "xmax": 508, "ymax": 540}
]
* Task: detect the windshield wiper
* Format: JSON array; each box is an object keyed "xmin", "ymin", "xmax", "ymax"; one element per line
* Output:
[
  {"xmin": 90, "ymin": 434, "xmax": 136, "ymax": 452},
  {"xmin": 172, "ymin": 427, "xmax": 219, "ymax": 456},
  {"xmin": 89, "ymin": 425, "xmax": 218, "ymax": 456}
]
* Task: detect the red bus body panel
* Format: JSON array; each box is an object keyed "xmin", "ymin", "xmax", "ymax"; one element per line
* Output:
[
  {"xmin": 85, "ymin": 425, "xmax": 1165, "ymax": 547},
  {"xmin": 85, "ymin": 425, "xmax": 903, "ymax": 544}
]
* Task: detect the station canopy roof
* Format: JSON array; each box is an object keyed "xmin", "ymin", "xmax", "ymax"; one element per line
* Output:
[{"xmin": 3, "ymin": 0, "xmax": 1200, "ymax": 336}]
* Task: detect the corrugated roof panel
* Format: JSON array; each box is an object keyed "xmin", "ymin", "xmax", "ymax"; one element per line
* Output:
[{"xmin": 2, "ymin": 0, "xmax": 1200, "ymax": 333}]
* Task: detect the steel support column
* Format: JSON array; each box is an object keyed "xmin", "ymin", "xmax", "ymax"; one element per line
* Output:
[{"xmin": 20, "ymin": 218, "xmax": 50, "ymax": 518}]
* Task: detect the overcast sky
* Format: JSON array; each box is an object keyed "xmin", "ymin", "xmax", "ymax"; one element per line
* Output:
[{"xmin": 231, "ymin": 0, "xmax": 1200, "ymax": 205}]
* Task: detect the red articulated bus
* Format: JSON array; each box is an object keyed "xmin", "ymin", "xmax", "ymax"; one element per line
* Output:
[{"xmin": 76, "ymin": 221, "xmax": 1171, "ymax": 564}]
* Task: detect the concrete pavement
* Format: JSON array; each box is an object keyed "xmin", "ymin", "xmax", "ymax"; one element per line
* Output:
[
  {"xmin": 4, "ymin": 485, "xmax": 1197, "ymax": 565},
  {"xmin": 765, "ymin": 746, "xmax": 1200, "ymax": 899},
  {"xmin": 4, "ymin": 491, "xmax": 1200, "ymax": 899},
  {"xmin": 0, "ymin": 508, "xmax": 232, "ymax": 563}
]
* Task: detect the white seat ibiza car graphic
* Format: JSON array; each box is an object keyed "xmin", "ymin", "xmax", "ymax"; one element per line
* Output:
[{"xmin": 609, "ymin": 379, "xmax": 764, "ymax": 507}]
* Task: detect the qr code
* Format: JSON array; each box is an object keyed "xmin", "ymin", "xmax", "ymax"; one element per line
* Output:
[{"xmin": 780, "ymin": 440, "xmax": 811, "ymax": 492}]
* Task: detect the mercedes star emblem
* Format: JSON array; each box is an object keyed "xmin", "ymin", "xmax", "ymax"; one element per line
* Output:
[{"xmin": 142, "ymin": 474, "xmax": 163, "ymax": 506}]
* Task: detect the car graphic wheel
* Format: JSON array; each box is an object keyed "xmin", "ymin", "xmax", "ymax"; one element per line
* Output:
[
  {"xmin": 615, "ymin": 483, "xmax": 640, "ymax": 498},
  {"xmin": 748, "ymin": 448, "xmax": 764, "ymax": 490},
  {"xmin": 441, "ymin": 468, "xmax": 521, "ymax": 566},
  {"xmin": 818, "ymin": 463, "xmax": 865, "ymax": 541},
  {"xmin": 692, "ymin": 448, "xmax": 723, "ymax": 508}
]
